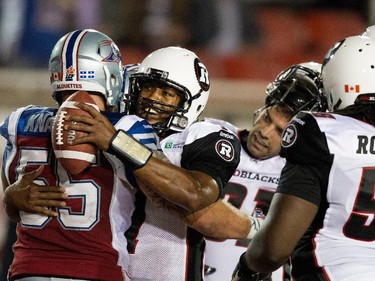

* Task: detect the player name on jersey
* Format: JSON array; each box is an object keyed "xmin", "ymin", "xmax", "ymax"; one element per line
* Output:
[
  {"xmin": 357, "ymin": 135, "xmax": 375, "ymax": 154},
  {"xmin": 233, "ymin": 169, "xmax": 280, "ymax": 184}
]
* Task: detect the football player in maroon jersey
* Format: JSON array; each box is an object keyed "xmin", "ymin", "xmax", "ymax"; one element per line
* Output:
[{"xmin": 1, "ymin": 29, "xmax": 158, "ymax": 281}]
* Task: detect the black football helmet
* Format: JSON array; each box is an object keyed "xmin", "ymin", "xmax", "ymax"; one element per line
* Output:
[{"xmin": 264, "ymin": 62, "xmax": 328, "ymax": 114}]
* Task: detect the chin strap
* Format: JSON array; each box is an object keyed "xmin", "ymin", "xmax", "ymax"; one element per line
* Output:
[{"xmin": 107, "ymin": 129, "xmax": 153, "ymax": 172}]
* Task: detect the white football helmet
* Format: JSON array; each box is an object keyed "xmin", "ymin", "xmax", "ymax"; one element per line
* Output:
[
  {"xmin": 263, "ymin": 62, "xmax": 327, "ymax": 114},
  {"xmin": 362, "ymin": 25, "xmax": 375, "ymax": 39},
  {"xmin": 321, "ymin": 35, "xmax": 375, "ymax": 111},
  {"xmin": 49, "ymin": 29, "xmax": 123, "ymax": 108},
  {"xmin": 126, "ymin": 46, "xmax": 210, "ymax": 133}
]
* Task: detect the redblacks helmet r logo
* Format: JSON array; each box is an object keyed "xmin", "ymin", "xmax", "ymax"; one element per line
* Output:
[{"xmin": 194, "ymin": 58, "xmax": 210, "ymax": 91}]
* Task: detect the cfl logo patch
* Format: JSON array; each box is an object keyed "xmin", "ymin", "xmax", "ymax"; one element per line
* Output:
[
  {"xmin": 281, "ymin": 124, "xmax": 297, "ymax": 148},
  {"xmin": 215, "ymin": 140, "xmax": 234, "ymax": 161}
]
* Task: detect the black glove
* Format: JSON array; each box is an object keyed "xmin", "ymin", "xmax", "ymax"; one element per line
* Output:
[{"xmin": 232, "ymin": 253, "xmax": 272, "ymax": 281}]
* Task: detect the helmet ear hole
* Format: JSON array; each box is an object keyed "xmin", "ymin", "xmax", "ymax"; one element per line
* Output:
[{"xmin": 111, "ymin": 74, "xmax": 117, "ymax": 86}]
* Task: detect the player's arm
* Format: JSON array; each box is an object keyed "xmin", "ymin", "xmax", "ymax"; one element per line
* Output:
[
  {"xmin": 134, "ymin": 158, "xmax": 220, "ymax": 212},
  {"xmin": 124, "ymin": 150, "xmax": 220, "ymax": 212},
  {"xmin": 232, "ymin": 193, "xmax": 317, "ymax": 281},
  {"xmin": 185, "ymin": 199, "xmax": 263, "ymax": 240},
  {"xmin": 66, "ymin": 102, "xmax": 227, "ymax": 212},
  {"xmin": 67, "ymin": 104, "xmax": 258, "ymax": 237},
  {"xmin": 242, "ymin": 193, "xmax": 317, "ymax": 274},
  {"xmin": 2, "ymin": 166, "xmax": 68, "ymax": 222},
  {"xmin": 137, "ymin": 180, "xmax": 262, "ymax": 240}
]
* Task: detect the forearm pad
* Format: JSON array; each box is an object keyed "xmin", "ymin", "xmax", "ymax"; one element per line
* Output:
[
  {"xmin": 232, "ymin": 253, "xmax": 272, "ymax": 281},
  {"xmin": 107, "ymin": 129, "xmax": 152, "ymax": 172}
]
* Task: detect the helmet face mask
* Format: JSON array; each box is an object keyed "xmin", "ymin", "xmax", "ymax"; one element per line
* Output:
[
  {"xmin": 49, "ymin": 29, "xmax": 123, "ymax": 110},
  {"xmin": 125, "ymin": 46, "xmax": 210, "ymax": 133},
  {"xmin": 255, "ymin": 63, "xmax": 327, "ymax": 122},
  {"xmin": 134, "ymin": 78, "xmax": 188, "ymax": 133},
  {"xmin": 136, "ymin": 96, "xmax": 188, "ymax": 133}
]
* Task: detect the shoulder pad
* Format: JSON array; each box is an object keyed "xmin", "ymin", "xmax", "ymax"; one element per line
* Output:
[{"xmin": 280, "ymin": 112, "xmax": 330, "ymax": 164}]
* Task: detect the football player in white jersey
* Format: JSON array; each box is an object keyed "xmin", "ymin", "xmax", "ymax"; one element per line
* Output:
[
  {"xmin": 1, "ymin": 29, "xmax": 159, "ymax": 280},
  {"xmin": 61, "ymin": 47, "xmax": 247, "ymax": 281},
  {"xmin": 232, "ymin": 35, "xmax": 375, "ymax": 281},
  {"xmin": 203, "ymin": 62, "xmax": 328, "ymax": 281},
  {"xmin": 3, "ymin": 45, "xmax": 263, "ymax": 281}
]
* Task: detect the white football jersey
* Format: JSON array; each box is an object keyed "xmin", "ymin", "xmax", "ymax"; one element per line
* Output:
[
  {"xmin": 203, "ymin": 118, "xmax": 288, "ymax": 281},
  {"xmin": 126, "ymin": 120, "xmax": 241, "ymax": 281},
  {"xmin": 278, "ymin": 111, "xmax": 375, "ymax": 280}
]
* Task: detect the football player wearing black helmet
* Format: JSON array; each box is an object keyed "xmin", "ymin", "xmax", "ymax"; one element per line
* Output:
[
  {"xmin": 250, "ymin": 62, "xmax": 327, "ymax": 160},
  {"xmin": 232, "ymin": 35, "xmax": 375, "ymax": 281},
  {"xmin": 204, "ymin": 62, "xmax": 328, "ymax": 281}
]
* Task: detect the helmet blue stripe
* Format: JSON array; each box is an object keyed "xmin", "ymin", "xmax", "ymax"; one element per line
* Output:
[{"xmin": 65, "ymin": 30, "xmax": 83, "ymax": 70}]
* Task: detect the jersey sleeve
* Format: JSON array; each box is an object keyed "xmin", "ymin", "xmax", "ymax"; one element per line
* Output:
[
  {"xmin": 277, "ymin": 112, "xmax": 332, "ymax": 206},
  {"xmin": 181, "ymin": 126, "xmax": 241, "ymax": 194},
  {"xmin": 1, "ymin": 114, "xmax": 12, "ymax": 178},
  {"xmin": 111, "ymin": 114, "xmax": 159, "ymax": 185},
  {"xmin": 0, "ymin": 115, "xmax": 10, "ymax": 141},
  {"xmin": 280, "ymin": 112, "xmax": 330, "ymax": 165},
  {"xmin": 1, "ymin": 106, "xmax": 32, "ymax": 172},
  {"xmin": 1, "ymin": 105, "xmax": 56, "ymax": 183},
  {"xmin": 115, "ymin": 114, "xmax": 159, "ymax": 150}
]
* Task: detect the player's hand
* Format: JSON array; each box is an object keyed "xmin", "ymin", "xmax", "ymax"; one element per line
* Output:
[
  {"xmin": 232, "ymin": 253, "xmax": 272, "ymax": 281},
  {"xmin": 65, "ymin": 101, "xmax": 116, "ymax": 151},
  {"xmin": 4, "ymin": 166, "xmax": 68, "ymax": 220}
]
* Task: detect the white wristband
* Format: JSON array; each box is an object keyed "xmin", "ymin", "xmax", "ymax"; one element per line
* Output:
[{"xmin": 108, "ymin": 130, "xmax": 152, "ymax": 170}]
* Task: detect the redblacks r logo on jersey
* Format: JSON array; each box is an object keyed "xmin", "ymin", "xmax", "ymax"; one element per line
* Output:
[
  {"xmin": 281, "ymin": 124, "xmax": 297, "ymax": 148},
  {"xmin": 215, "ymin": 139, "xmax": 234, "ymax": 161}
]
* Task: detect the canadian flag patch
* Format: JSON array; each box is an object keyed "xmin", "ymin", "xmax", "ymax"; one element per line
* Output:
[
  {"xmin": 50, "ymin": 72, "xmax": 61, "ymax": 81},
  {"xmin": 344, "ymin": 84, "xmax": 360, "ymax": 93}
]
